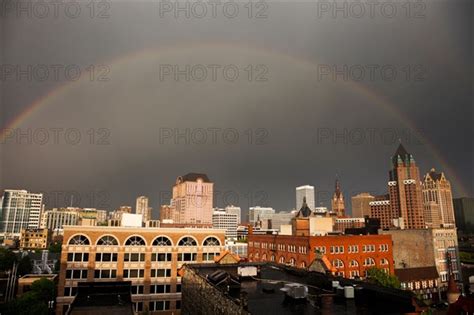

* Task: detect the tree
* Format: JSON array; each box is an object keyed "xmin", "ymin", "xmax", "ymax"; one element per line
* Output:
[
  {"xmin": 17, "ymin": 255, "xmax": 33, "ymax": 276},
  {"xmin": 0, "ymin": 247, "xmax": 17, "ymax": 271},
  {"xmin": 0, "ymin": 278, "xmax": 55, "ymax": 315},
  {"xmin": 30, "ymin": 278, "xmax": 56, "ymax": 302},
  {"xmin": 366, "ymin": 267, "xmax": 401, "ymax": 289},
  {"xmin": 48, "ymin": 241, "xmax": 62, "ymax": 253}
]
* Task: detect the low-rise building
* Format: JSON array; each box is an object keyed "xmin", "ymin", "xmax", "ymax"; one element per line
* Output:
[
  {"xmin": 20, "ymin": 228, "xmax": 50, "ymax": 249},
  {"xmin": 248, "ymin": 233, "xmax": 394, "ymax": 278},
  {"xmin": 56, "ymin": 225, "xmax": 225, "ymax": 314},
  {"xmin": 380, "ymin": 228, "xmax": 461, "ymax": 294}
]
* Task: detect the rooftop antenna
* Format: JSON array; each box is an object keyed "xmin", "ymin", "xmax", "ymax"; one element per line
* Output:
[{"xmin": 69, "ymin": 195, "xmax": 74, "ymax": 207}]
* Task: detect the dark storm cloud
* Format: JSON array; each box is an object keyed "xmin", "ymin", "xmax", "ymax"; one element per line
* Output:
[{"xmin": 0, "ymin": 0, "xmax": 472, "ymax": 217}]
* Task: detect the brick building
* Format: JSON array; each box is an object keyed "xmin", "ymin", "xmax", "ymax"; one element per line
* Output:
[
  {"xmin": 20, "ymin": 228, "xmax": 50, "ymax": 249},
  {"xmin": 247, "ymin": 233, "xmax": 394, "ymax": 279},
  {"xmin": 56, "ymin": 225, "xmax": 225, "ymax": 314}
]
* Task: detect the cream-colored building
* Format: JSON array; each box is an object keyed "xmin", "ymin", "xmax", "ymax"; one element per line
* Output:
[
  {"xmin": 171, "ymin": 173, "xmax": 213, "ymax": 225},
  {"xmin": 351, "ymin": 193, "xmax": 375, "ymax": 218},
  {"xmin": 422, "ymin": 169, "xmax": 456, "ymax": 228},
  {"xmin": 20, "ymin": 228, "xmax": 50, "ymax": 249},
  {"xmin": 56, "ymin": 225, "xmax": 225, "ymax": 314}
]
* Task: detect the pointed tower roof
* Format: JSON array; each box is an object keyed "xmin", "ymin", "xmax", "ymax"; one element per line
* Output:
[
  {"xmin": 296, "ymin": 197, "xmax": 312, "ymax": 218},
  {"xmin": 392, "ymin": 143, "xmax": 414, "ymax": 166},
  {"xmin": 395, "ymin": 143, "xmax": 409, "ymax": 157},
  {"xmin": 334, "ymin": 179, "xmax": 342, "ymax": 198}
]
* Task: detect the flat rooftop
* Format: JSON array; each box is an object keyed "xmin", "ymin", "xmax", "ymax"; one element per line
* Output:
[{"xmin": 186, "ymin": 263, "xmax": 420, "ymax": 315}]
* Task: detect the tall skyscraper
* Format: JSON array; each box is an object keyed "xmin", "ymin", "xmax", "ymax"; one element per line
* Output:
[
  {"xmin": 224, "ymin": 205, "xmax": 241, "ymax": 224},
  {"xmin": 136, "ymin": 196, "xmax": 151, "ymax": 222},
  {"xmin": 0, "ymin": 189, "xmax": 43, "ymax": 237},
  {"xmin": 248, "ymin": 206, "xmax": 275, "ymax": 224},
  {"xmin": 422, "ymin": 168, "xmax": 456, "ymax": 228},
  {"xmin": 351, "ymin": 193, "xmax": 375, "ymax": 217},
  {"xmin": 296, "ymin": 185, "xmax": 315, "ymax": 211},
  {"xmin": 212, "ymin": 210, "xmax": 238, "ymax": 239},
  {"xmin": 171, "ymin": 173, "xmax": 213, "ymax": 224},
  {"xmin": 388, "ymin": 144, "xmax": 425, "ymax": 229},
  {"xmin": 331, "ymin": 179, "xmax": 345, "ymax": 217},
  {"xmin": 453, "ymin": 197, "xmax": 474, "ymax": 233}
]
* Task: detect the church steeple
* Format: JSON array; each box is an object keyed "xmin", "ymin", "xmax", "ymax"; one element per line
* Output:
[{"xmin": 332, "ymin": 177, "xmax": 345, "ymax": 217}]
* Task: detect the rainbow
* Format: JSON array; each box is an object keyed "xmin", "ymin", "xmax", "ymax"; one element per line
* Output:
[{"xmin": 0, "ymin": 42, "xmax": 469, "ymax": 196}]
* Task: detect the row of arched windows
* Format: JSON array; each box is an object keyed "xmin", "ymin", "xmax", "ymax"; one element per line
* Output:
[
  {"xmin": 69, "ymin": 234, "xmax": 221, "ymax": 247},
  {"xmin": 331, "ymin": 257, "xmax": 386, "ymax": 268}
]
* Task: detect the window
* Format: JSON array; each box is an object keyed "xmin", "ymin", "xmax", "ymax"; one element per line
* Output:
[
  {"xmin": 95, "ymin": 253, "xmax": 117, "ymax": 262},
  {"xmin": 178, "ymin": 253, "xmax": 197, "ymax": 261},
  {"xmin": 348, "ymin": 245, "xmax": 359, "ymax": 253},
  {"xmin": 349, "ymin": 260, "xmax": 359, "ymax": 267},
  {"xmin": 350, "ymin": 270, "xmax": 359, "ymax": 278},
  {"xmin": 270, "ymin": 255, "xmax": 275, "ymax": 262},
  {"xmin": 152, "ymin": 236, "xmax": 172, "ymax": 246},
  {"xmin": 314, "ymin": 246, "xmax": 326, "ymax": 254},
  {"xmin": 176, "ymin": 284, "xmax": 182, "ymax": 292},
  {"xmin": 203, "ymin": 252, "xmax": 219, "ymax": 261},
  {"xmin": 97, "ymin": 235, "xmax": 118, "ymax": 246},
  {"xmin": 380, "ymin": 258, "xmax": 389, "ymax": 265},
  {"xmin": 64, "ymin": 287, "xmax": 78, "ymax": 296},
  {"xmin": 288, "ymin": 258, "xmax": 296, "ymax": 266},
  {"xmin": 176, "ymin": 300, "xmax": 181, "ymax": 310},
  {"xmin": 131, "ymin": 285, "xmax": 144, "ymax": 295},
  {"xmin": 134, "ymin": 302, "xmax": 143, "ymax": 312},
  {"xmin": 69, "ymin": 235, "xmax": 90, "ymax": 245},
  {"xmin": 123, "ymin": 269, "xmax": 145, "ymax": 278},
  {"xmin": 379, "ymin": 244, "xmax": 389, "ymax": 252},
  {"xmin": 124, "ymin": 253, "xmax": 145, "ymax": 262},
  {"xmin": 178, "ymin": 237, "xmax": 197, "ymax": 246},
  {"xmin": 151, "ymin": 253, "xmax": 172, "ymax": 262},
  {"xmin": 279, "ymin": 256, "xmax": 285, "ymax": 264},
  {"xmin": 94, "ymin": 269, "xmax": 117, "ymax": 279},
  {"xmin": 332, "ymin": 259, "xmax": 344, "ymax": 268},
  {"xmin": 203, "ymin": 237, "xmax": 221, "ymax": 246},
  {"xmin": 151, "ymin": 269, "xmax": 171, "ymax": 278},
  {"xmin": 364, "ymin": 257, "xmax": 376, "ymax": 266},
  {"xmin": 330, "ymin": 246, "xmax": 344, "ymax": 254},
  {"xmin": 67, "ymin": 252, "xmax": 89, "ymax": 262},
  {"xmin": 150, "ymin": 284, "xmax": 171, "ymax": 294},
  {"xmin": 66, "ymin": 269, "xmax": 88, "ymax": 279},
  {"xmin": 150, "ymin": 301, "xmax": 170, "ymax": 311},
  {"xmin": 125, "ymin": 236, "xmax": 146, "ymax": 246}
]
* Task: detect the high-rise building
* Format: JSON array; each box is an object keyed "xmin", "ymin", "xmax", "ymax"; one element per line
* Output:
[
  {"xmin": 422, "ymin": 168, "xmax": 456, "ymax": 228},
  {"xmin": 296, "ymin": 185, "xmax": 315, "ymax": 211},
  {"xmin": 224, "ymin": 205, "xmax": 241, "ymax": 224},
  {"xmin": 40, "ymin": 208, "xmax": 80, "ymax": 231},
  {"xmin": 0, "ymin": 189, "xmax": 43, "ymax": 237},
  {"xmin": 171, "ymin": 173, "xmax": 213, "ymax": 224},
  {"xmin": 248, "ymin": 206, "xmax": 275, "ymax": 224},
  {"xmin": 453, "ymin": 197, "xmax": 474, "ymax": 233},
  {"xmin": 351, "ymin": 193, "xmax": 375, "ymax": 218},
  {"xmin": 388, "ymin": 144, "xmax": 425, "ymax": 229},
  {"xmin": 331, "ymin": 179, "xmax": 345, "ymax": 217},
  {"xmin": 369, "ymin": 194, "xmax": 392, "ymax": 229},
  {"xmin": 212, "ymin": 210, "xmax": 238, "ymax": 239},
  {"xmin": 136, "ymin": 196, "xmax": 151, "ymax": 222},
  {"xmin": 160, "ymin": 205, "xmax": 175, "ymax": 222}
]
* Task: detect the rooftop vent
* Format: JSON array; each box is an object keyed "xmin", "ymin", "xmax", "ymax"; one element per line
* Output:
[{"xmin": 280, "ymin": 283, "xmax": 308, "ymax": 299}]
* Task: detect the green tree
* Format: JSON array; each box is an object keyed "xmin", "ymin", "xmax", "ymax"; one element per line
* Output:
[
  {"xmin": 366, "ymin": 267, "xmax": 401, "ymax": 289},
  {"xmin": 0, "ymin": 278, "xmax": 55, "ymax": 315},
  {"xmin": 48, "ymin": 241, "xmax": 62, "ymax": 253},
  {"xmin": 17, "ymin": 255, "xmax": 33, "ymax": 276},
  {"xmin": 30, "ymin": 278, "xmax": 56, "ymax": 302},
  {"xmin": 0, "ymin": 247, "xmax": 17, "ymax": 271}
]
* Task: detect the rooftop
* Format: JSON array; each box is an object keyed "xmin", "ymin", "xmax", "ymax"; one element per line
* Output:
[{"xmin": 183, "ymin": 262, "xmax": 420, "ymax": 315}]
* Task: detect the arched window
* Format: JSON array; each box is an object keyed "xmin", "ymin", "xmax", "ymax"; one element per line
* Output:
[
  {"xmin": 289, "ymin": 258, "xmax": 296, "ymax": 266},
  {"xmin": 380, "ymin": 258, "xmax": 389, "ymax": 265},
  {"xmin": 97, "ymin": 235, "xmax": 118, "ymax": 246},
  {"xmin": 300, "ymin": 261, "xmax": 306, "ymax": 268},
  {"xmin": 255, "ymin": 252, "xmax": 260, "ymax": 260},
  {"xmin": 279, "ymin": 256, "xmax": 285, "ymax": 264},
  {"xmin": 349, "ymin": 260, "xmax": 359, "ymax": 267},
  {"xmin": 261, "ymin": 254, "xmax": 267, "ymax": 261},
  {"xmin": 125, "ymin": 236, "xmax": 146, "ymax": 246},
  {"xmin": 152, "ymin": 236, "xmax": 172, "ymax": 246},
  {"xmin": 364, "ymin": 257, "xmax": 376, "ymax": 266},
  {"xmin": 270, "ymin": 255, "xmax": 275, "ymax": 262},
  {"xmin": 203, "ymin": 237, "xmax": 221, "ymax": 246},
  {"xmin": 69, "ymin": 235, "xmax": 90, "ymax": 245},
  {"xmin": 178, "ymin": 236, "xmax": 197, "ymax": 246},
  {"xmin": 332, "ymin": 259, "xmax": 344, "ymax": 268}
]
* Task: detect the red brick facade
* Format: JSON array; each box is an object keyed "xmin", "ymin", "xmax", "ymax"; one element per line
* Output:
[{"xmin": 248, "ymin": 234, "xmax": 394, "ymax": 279}]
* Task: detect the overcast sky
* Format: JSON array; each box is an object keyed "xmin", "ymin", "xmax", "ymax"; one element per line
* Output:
[{"xmin": 0, "ymin": 0, "xmax": 472, "ymax": 218}]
